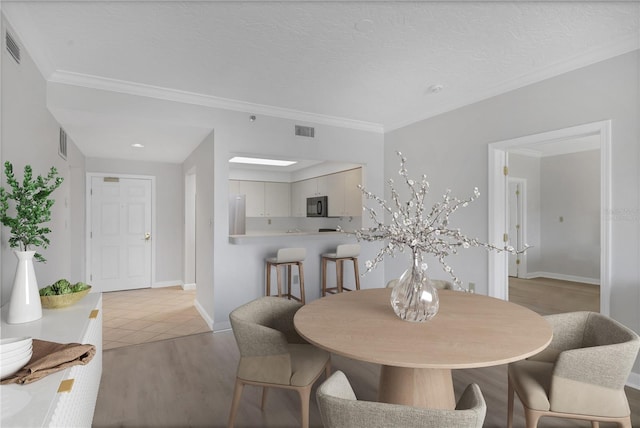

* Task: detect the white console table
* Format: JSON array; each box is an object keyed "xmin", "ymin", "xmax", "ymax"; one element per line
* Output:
[{"xmin": 0, "ymin": 293, "xmax": 102, "ymax": 427}]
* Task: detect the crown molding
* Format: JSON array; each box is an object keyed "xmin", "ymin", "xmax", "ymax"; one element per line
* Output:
[
  {"xmin": 387, "ymin": 34, "xmax": 640, "ymax": 132},
  {"xmin": 48, "ymin": 70, "xmax": 384, "ymax": 134}
]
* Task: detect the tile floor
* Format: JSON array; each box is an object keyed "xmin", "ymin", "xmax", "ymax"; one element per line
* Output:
[{"xmin": 102, "ymin": 286, "xmax": 211, "ymax": 350}]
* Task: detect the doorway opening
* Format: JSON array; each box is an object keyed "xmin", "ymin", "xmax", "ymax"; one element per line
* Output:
[{"xmin": 488, "ymin": 120, "xmax": 611, "ymax": 316}]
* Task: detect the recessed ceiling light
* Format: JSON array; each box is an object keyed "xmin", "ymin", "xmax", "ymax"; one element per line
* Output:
[
  {"xmin": 131, "ymin": 143, "xmax": 145, "ymax": 148},
  {"xmin": 229, "ymin": 156, "xmax": 297, "ymax": 167}
]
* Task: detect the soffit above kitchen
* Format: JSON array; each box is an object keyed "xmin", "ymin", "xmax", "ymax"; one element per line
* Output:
[{"xmin": 2, "ymin": 1, "xmax": 639, "ymax": 163}]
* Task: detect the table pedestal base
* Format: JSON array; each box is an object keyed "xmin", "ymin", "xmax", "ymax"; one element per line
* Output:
[{"xmin": 378, "ymin": 365, "xmax": 455, "ymax": 410}]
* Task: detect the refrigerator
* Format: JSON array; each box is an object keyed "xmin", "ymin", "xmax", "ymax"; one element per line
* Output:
[{"xmin": 229, "ymin": 194, "xmax": 246, "ymax": 235}]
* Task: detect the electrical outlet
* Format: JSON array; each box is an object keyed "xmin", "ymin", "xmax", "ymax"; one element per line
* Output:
[
  {"xmin": 268, "ymin": 219, "xmax": 272, "ymax": 225},
  {"xmin": 468, "ymin": 282, "xmax": 476, "ymax": 294}
]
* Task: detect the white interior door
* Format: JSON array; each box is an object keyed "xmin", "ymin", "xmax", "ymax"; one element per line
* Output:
[{"xmin": 90, "ymin": 176, "xmax": 152, "ymax": 292}]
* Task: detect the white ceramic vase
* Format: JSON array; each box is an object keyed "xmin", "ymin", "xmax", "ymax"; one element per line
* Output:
[{"xmin": 7, "ymin": 250, "xmax": 42, "ymax": 324}]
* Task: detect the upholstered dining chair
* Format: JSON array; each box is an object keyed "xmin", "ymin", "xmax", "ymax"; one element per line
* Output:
[
  {"xmin": 316, "ymin": 370, "xmax": 486, "ymax": 428},
  {"xmin": 228, "ymin": 297, "xmax": 331, "ymax": 428},
  {"xmin": 508, "ymin": 311, "xmax": 640, "ymax": 428}
]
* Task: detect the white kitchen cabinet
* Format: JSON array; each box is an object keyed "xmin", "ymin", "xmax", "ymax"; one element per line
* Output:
[
  {"xmin": 290, "ymin": 181, "xmax": 307, "ymax": 217},
  {"xmin": 264, "ymin": 182, "xmax": 290, "ymax": 217},
  {"xmin": 229, "ymin": 180, "xmax": 241, "ymax": 195},
  {"xmin": 326, "ymin": 172, "xmax": 345, "ymax": 217},
  {"xmin": 234, "ymin": 180, "xmax": 291, "ymax": 217},
  {"xmin": 343, "ymin": 168, "xmax": 363, "ymax": 217},
  {"xmin": 326, "ymin": 168, "xmax": 362, "ymax": 217},
  {"xmin": 1, "ymin": 294, "xmax": 103, "ymax": 428},
  {"xmin": 238, "ymin": 181, "xmax": 265, "ymax": 217},
  {"xmin": 315, "ymin": 175, "xmax": 328, "ymax": 196}
]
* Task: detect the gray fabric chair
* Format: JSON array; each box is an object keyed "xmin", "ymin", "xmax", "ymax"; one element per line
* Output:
[
  {"xmin": 228, "ymin": 297, "xmax": 331, "ymax": 428},
  {"xmin": 508, "ymin": 311, "xmax": 640, "ymax": 428},
  {"xmin": 316, "ymin": 370, "xmax": 486, "ymax": 428}
]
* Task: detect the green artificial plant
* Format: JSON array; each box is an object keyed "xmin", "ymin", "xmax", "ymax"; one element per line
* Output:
[{"xmin": 0, "ymin": 161, "xmax": 64, "ymax": 262}]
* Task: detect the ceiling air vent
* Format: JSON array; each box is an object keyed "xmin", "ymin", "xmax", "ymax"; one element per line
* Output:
[
  {"xmin": 5, "ymin": 31, "xmax": 20, "ymax": 64},
  {"xmin": 59, "ymin": 128, "xmax": 68, "ymax": 160},
  {"xmin": 295, "ymin": 125, "xmax": 315, "ymax": 138}
]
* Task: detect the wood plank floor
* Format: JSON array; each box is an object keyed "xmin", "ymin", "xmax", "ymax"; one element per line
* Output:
[
  {"xmin": 93, "ymin": 330, "xmax": 640, "ymax": 428},
  {"xmin": 94, "ymin": 279, "xmax": 637, "ymax": 427},
  {"xmin": 508, "ymin": 276, "xmax": 600, "ymax": 315}
]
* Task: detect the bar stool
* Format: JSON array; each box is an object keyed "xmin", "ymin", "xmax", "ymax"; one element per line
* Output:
[
  {"xmin": 265, "ymin": 248, "xmax": 306, "ymax": 304},
  {"xmin": 321, "ymin": 244, "xmax": 360, "ymax": 296}
]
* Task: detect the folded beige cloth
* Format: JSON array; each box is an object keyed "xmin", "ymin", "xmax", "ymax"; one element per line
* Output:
[{"xmin": 1, "ymin": 339, "xmax": 96, "ymax": 385}]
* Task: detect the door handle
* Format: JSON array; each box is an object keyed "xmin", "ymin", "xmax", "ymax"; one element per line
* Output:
[{"xmin": 144, "ymin": 232, "xmax": 151, "ymax": 241}]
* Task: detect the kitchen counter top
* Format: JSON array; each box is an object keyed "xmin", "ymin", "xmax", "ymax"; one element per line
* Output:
[{"xmin": 229, "ymin": 230, "xmax": 357, "ymax": 244}]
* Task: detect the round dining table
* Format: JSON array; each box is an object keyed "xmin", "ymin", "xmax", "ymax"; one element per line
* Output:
[{"xmin": 294, "ymin": 288, "xmax": 552, "ymax": 410}]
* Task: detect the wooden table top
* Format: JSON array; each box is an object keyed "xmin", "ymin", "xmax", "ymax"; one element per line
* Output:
[{"xmin": 294, "ymin": 288, "xmax": 552, "ymax": 369}]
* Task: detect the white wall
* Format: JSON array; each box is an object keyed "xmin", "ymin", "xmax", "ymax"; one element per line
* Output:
[
  {"xmin": 385, "ymin": 50, "xmax": 640, "ymax": 372},
  {"xmin": 67, "ymin": 141, "xmax": 87, "ymax": 283},
  {"xmin": 85, "ymin": 158, "xmax": 184, "ymax": 286},
  {"xmin": 1, "ymin": 16, "xmax": 85, "ymax": 304},
  {"xmin": 539, "ymin": 149, "xmax": 600, "ymax": 281},
  {"xmin": 182, "ymin": 134, "xmax": 215, "ymax": 324}
]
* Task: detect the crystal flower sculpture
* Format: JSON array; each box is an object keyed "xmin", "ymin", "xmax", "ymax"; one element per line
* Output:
[{"xmin": 354, "ymin": 151, "xmax": 527, "ymax": 290}]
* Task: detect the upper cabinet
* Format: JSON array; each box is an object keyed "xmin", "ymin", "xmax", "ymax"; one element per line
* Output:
[
  {"xmin": 343, "ymin": 168, "xmax": 363, "ymax": 217},
  {"xmin": 327, "ymin": 168, "xmax": 362, "ymax": 217},
  {"xmin": 264, "ymin": 182, "xmax": 291, "ymax": 217},
  {"xmin": 291, "ymin": 180, "xmax": 310, "ymax": 217},
  {"xmin": 231, "ymin": 180, "xmax": 291, "ymax": 217}
]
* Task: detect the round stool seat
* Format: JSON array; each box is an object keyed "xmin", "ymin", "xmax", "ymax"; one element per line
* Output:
[
  {"xmin": 322, "ymin": 244, "xmax": 360, "ymax": 259},
  {"xmin": 267, "ymin": 247, "xmax": 306, "ymax": 264}
]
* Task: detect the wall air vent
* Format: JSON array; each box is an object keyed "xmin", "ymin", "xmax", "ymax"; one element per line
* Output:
[
  {"xmin": 295, "ymin": 125, "xmax": 315, "ymax": 138},
  {"xmin": 5, "ymin": 31, "xmax": 20, "ymax": 64},
  {"xmin": 59, "ymin": 128, "xmax": 68, "ymax": 160}
]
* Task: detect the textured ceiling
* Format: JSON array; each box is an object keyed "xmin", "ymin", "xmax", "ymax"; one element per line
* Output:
[{"xmin": 3, "ymin": 1, "xmax": 639, "ymax": 162}]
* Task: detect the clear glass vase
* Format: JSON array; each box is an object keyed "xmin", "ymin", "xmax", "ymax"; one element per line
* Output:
[{"xmin": 390, "ymin": 250, "xmax": 439, "ymax": 322}]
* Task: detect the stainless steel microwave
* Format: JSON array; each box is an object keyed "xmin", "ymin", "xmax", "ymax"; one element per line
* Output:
[{"xmin": 307, "ymin": 196, "xmax": 328, "ymax": 217}]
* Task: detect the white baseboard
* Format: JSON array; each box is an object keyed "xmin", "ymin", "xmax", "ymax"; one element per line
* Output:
[
  {"xmin": 524, "ymin": 271, "xmax": 600, "ymax": 286},
  {"xmin": 152, "ymin": 280, "xmax": 184, "ymax": 288},
  {"xmin": 182, "ymin": 282, "xmax": 196, "ymax": 290},
  {"xmin": 194, "ymin": 298, "xmax": 214, "ymax": 330},
  {"xmin": 213, "ymin": 320, "xmax": 231, "ymax": 332},
  {"xmin": 627, "ymin": 371, "xmax": 640, "ymax": 390}
]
